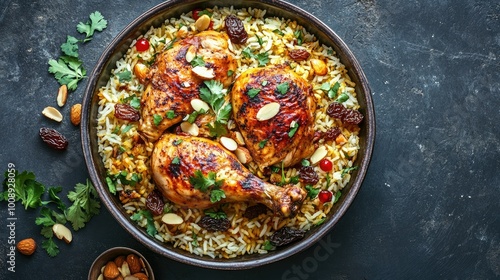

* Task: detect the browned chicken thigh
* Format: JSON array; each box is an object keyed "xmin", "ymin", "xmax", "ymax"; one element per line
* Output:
[
  {"xmin": 151, "ymin": 134, "xmax": 306, "ymax": 217},
  {"xmin": 231, "ymin": 66, "xmax": 317, "ymax": 170},
  {"xmin": 139, "ymin": 31, "xmax": 237, "ymax": 142}
]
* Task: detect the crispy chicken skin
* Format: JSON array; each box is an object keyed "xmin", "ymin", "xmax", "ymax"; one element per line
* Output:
[
  {"xmin": 139, "ymin": 31, "xmax": 237, "ymax": 142},
  {"xmin": 231, "ymin": 66, "xmax": 316, "ymax": 170},
  {"xmin": 151, "ymin": 134, "xmax": 306, "ymax": 217}
]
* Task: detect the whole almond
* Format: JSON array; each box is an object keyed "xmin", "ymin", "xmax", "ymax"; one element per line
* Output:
[
  {"xmin": 133, "ymin": 63, "xmax": 149, "ymax": 84},
  {"xmin": 195, "ymin": 14, "xmax": 211, "ymax": 31},
  {"xmin": 114, "ymin": 255, "xmax": 126, "ymax": 267},
  {"xmin": 126, "ymin": 254, "xmax": 142, "ymax": 274},
  {"xmin": 132, "ymin": 272, "xmax": 149, "ymax": 280},
  {"xmin": 57, "ymin": 84, "xmax": 68, "ymax": 107},
  {"xmin": 103, "ymin": 261, "xmax": 120, "ymax": 279},
  {"xmin": 16, "ymin": 238, "xmax": 36, "ymax": 256},
  {"xmin": 70, "ymin": 103, "xmax": 82, "ymax": 126}
]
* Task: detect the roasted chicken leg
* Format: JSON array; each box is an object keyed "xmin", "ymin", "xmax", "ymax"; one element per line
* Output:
[
  {"xmin": 151, "ymin": 134, "xmax": 306, "ymax": 217},
  {"xmin": 139, "ymin": 31, "xmax": 237, "ymax": 142},
  {"xmin": 231, "ymin": 65, "xmax": 316, "ymax": 170}
]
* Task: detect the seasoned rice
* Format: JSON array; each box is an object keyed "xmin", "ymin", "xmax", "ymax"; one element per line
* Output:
[{"xmin": 96, "ymin": 6, "xmax": 361, "ymax": 258}]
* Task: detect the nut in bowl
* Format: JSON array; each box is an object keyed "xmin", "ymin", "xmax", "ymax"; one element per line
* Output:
[
  {"xmin": 88, "ymin": 247, "xmax": 154, "ymax": 280},
  {"xmin": 82, "ymin": 0, "xmax": 375, "ymax": 269}
]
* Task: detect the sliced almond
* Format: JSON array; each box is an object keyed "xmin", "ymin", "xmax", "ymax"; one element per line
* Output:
[
  {"xmin": 190, "ymin": 98, "xmax": 210, "ymax": 112},
  {"xmin": 310, "ymin": 145, "xmax": 328, "ymax": 164},
  {"xmin": 256, "ymin": 102, "xmax": 280, "ymax": 121},
  {"xmin": 42, "ymin": 106, "xmax": 63, "ymax": 122},
  {"xmin": 119, "ymin": 261, "xmax": 131, "ymax": 277},
  {"xmin": 192, "ymin": 66, "xmax": 215, "ymax": 80},
  {"xmin": 220, "ymin": 136, "xmax": 238, "ymax": 151},
  {"xmin": 180, "ymin": 121, "xmax": 199, "ymax": 136},
  {"xmin": 52, "ymin": 223, "xmax": 72, "ymax": 244},
  {"xmin": 234, "ymin": 131, "xmax": 245, "ymax": 145},
  {"xmin": 185, "ymin": 45, "xmax": 197, "ymax": 63},
  {"xmin": 124, "ymin": 276, "xmax": 140, "ymax": 280},
  {"xmin": 195, "ymin": 14, "xmax": 211, "ymax": 31},
  {"xmin": 133, "ymin": 63, "xmax": 149, "ymax": 84},
  {"xmin": 162, "ymin": 213, "xmax": 184, "ymax": 225},
  {"xmin": 235, "ymin": 147, "xmax": 252, "ymax": 164},
  {"xmin": 56, "ymin": 85, "xmax": 68, "ymax": 107},
  {"xmin": 310, "ymin": 59, "xmax": 328, "ymax": 76}
]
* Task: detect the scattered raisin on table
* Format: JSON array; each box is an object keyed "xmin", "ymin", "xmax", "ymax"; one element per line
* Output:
[
  {"xmin": 299, "ymin": 166, "xmax": 319, "ymax": 184},
  {"xmin": 323, "ymin": 127, "xmax": 342, "ymax": 141},
  {"xmin": 199, "ymin": 216, "xmax": 231, "ymax": 232},
  {"xmin": 243, "ymin": 204, "xmax": 268, "ymax": 220},
  {"xmin": 288, "ymin": 49, "xmax": 310, "ymax": 61},
  {"xmin": 224, "ymin": 15, "xmax": 248, "ymax": 44},
  {"xmin": 270, "ymin": 227, "xmax": 305, "ymax": 246},
  {"xmin": 146, "ymin": 190, "xmax": 165, "ymax": 216},
  {"xmin": 114, "ymin": 103, "xmax": 140, "ymax": 122},
  {"xmin": 39, "ymin": 127, "xmax": 68, "ymax": 150}
]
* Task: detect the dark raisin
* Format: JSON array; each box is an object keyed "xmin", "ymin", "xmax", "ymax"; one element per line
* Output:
[
  {"xmin": 225, "ymin": 15, "xmax": 248, "ymax": 44},
  {"xmin": 39, "ymin": 127, "xmax": 68, "ymax": 150},
  {"xmin": 299, "ymin": 166, "xmax": 319, "ymax": 184},
  {"xmin": 146, "ymin": 190, "xmax": 165, "ymax": 216},
  {"xmin": 243, "ymin": 204, "xmax": 268, "ymax": 219},
  {"xmin": 323, "ymin": 127, "xmax": 342, "ymax": 141},
  {"xmin": 288, "ymin": 49, "xmax": 310, "ymax": 61},
  {"xmin": 326, "ymin": 102, "xmax": 345, "ymax": 119},
  {"xmin": 343, "ymin": 109, "xmax": 364, "ymax": 125},
  {"xmin": 115, "ymin": 103, "xmax": 140, "ymax": 122},
  {"xmin": 199, "ymin": 215, "xmax": 231, "ymax": 232},
  {"xmin": 270, "ymin": 227, "xmax": 305, "ymax": 246}
]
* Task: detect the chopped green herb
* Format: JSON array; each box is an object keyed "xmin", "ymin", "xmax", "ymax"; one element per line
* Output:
[
  {"xmin": 289, "ymin": 176, "xmax": 300, "ymax": 184},
  {"xmin": 327, "ymin": 49, "xmax": 334, "ymax": 55},
  {"xmin": 190, "ymin": 55, "xmax": 205, "ymax": 67},
  {"xmin": 255, "ymin": 52, "xmax": 269, "ymax": 67},
  {"xmin": 256, "ymin": 35, "xmax": 265, "ymax": 46},
  {"xmin": 270, "ymin": 166, "xmax": 280, "ymax": 173},
  {"xmin": 288, "ymin": 121, "xmax": 299, "ymax": 138},
  {"xmin": 199, "ymin": 80, "xmax": 232, "ymax": 137},
  {"xmin": 273, "ymin": 29, "xmax": 285, "ymax": 36},
  {"xmin": 192, "ymin": 232, "xmax": 199, "ymax": 247},
  {"xmin": 116, "ymin": 70, "xmax": 131, "ymax": 82},
  {"xmin": 341, "ymin": 166, "xmax": 358, "ymax": 177},
  {"xmin": 277, "ymin": 82, "xmax": 289, "ymax": 94},
  {"xmin": 294, "ymin": 30, "xmax": 303, "ymax": 45},
  {"xmin": 333, "ymin": 190, "xmax": 341, "ymax": 203},
  {"xmin": 166, "ymin": 110, "xmax": 176, "ymax": 119},
  {"xmin": 325, "ymin": 173, "xmax": 331, "ymax": 187},
  {"xmin": 105, "ymin": 177, "xmax": 116, "ymax": 195},
  {"xmin": 122, "ymin": 124, "xmax": 132, "ymax": 133},
  {"xmin": 198, "ymin": 10, "xmax": 213, "ymax": 17},
  {"xmin": 305, "ymin": 185, "xmax": 320, "ymax": 199},
  {"xmin": 171, "ymin": 157, "xmax": 181, "ymax": 165},
  {"xmin": 173, "ymin": 139, "xmax": 183, "ymax": 146},
  {"xmin": 129, "ymin": 96, "xmax": 141, "ymax": 109},
  {"xmin": 301, "ymin": 159, "xmax": 310, "ymax": 167},
  {"xmin": 210, "ymin": 189, "xmax": 226, "ymax": 203},
  {"xmin": 166, "ymin": 37, "xmax": 178, "ymax": 50},
  {"xmin": 130, "ymin": 210, "xmax": 157, "ymax": 236},
  {"xmin": 242, "ymin": 47, "xmax": 253, "ymax": 59},
  {"xmin": 189, "ymin": 170, "xmax": 224, "ymax": 193},
  {"xmin": 263, "ymin": 240, "xmax": 275, "ymax": 250},
  {"xmin": 329, "ymin": 82, "xmax": 341, "ymax": 98},
  {"xmin": 247, "ymin": 88, "xmax": 261, "ymax": 98},
  {"xmin": 119, "ymin": 146, "xmax": 126, "ymax": 153},
  {"xmin": 205, "ymin": 209, "xmax": 227, "ymax": 219},
  {"xmin": 153, "ymin": 114, "xmax": 162, "ymax": 126},
  {"xmin": 315, "ymin": 217, "xmax": 326, "ymax": 226},
  {"xmin": 61, "ymin": 36, "xmax": 79, "ymax": 57},
  {"xmin": 261, "ymin": 80, "xmax": 268, "ymax": 86},
  {"xmin": 227, "ymin": 69, "xmax": 234, "ymax": 77},
  {"xmin": 259, "ymin": 139, "xmax": 268, "ymax": 149},
  {"xmin": 320, "ymin": 82, "xmax": 331, "ymax": 91},
  {"xmin": 76, "ymin": 11, "xmax": 108, "ymax": 42},
  {"xmin": 336, "ymin": 93, "xmax": 349, "ymax": 103}
]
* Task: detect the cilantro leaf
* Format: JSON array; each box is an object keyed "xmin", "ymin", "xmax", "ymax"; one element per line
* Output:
[
  {"xmin": 247, "ymin": 88, "xmax": 261, "ymax": 98},
  {"xmin": 242, "ymin": 47, "xmax": 253, "ymax": 59},
  {"xmin": 210, "ymin": 189, "xmax": 226, "ymax": 203},
  {"xmin": 336, "ymin": 93, "xmax": 349, "ymax": 103},
  {"xmin": 171, "ymin": 157, "xmax": 181, "ymax": 165},
  {"xmin": 77, "ymin": 11, "xmax": 108, "ymax": 42},
  {"xmin": 35, "ymin": 207, "xmax": 56, "ymax": 227},
  {"xmin": 42, "ymin": 237, "xmax": 60, "ymax": 257},
  {"xmin": 199, "ymin": 80, "xmax": 232, "ymax": 137},
  {"xmin": 315, "ymin": 217, "xmax": 326, "ymax": 226},
  {"xmin": 341, "ymin": 166, "xmax": 358, "ymax": 177},
  {"xmin": 189, "ymin": 170, "xmax": 223, "ymax": 192},
  {"xmin": 328, "ymin": 82, "xmax": 341, "ymax": 99},
  {"xmin": 48, "ymin": 57, "xmax": 86, "ymax": 91},
  {"xmin": 190, "ymin": 55, "xmax": 205, "ymax": 67},
  {"xmin": 204, "ymin": 209, "xmax": 227, "ymax": 219},
  {"xmin": 61, "ymin": 36, "xmax": 79, "ymax": 57},
  {"xmin": 277, "ymin": 82, "xmax": 289, "ymax": 95},
  {"xmin": 263, "ymin": 240, "xmax": 275, "ymax": 250},
  {"xmin": 288, "ymin": 121, "xmax": 299, "ymax": 138},
  {"xmin": 227, "ymin": 70, "xmax": 234, "ymax": 77},
  {"xmin": 131, "ymin": 210, "xmax": 157, "ymax": 236},
  {"xmin": 294, "ymin": 30, "xmax": 303, "ymax": 45},
  {"xmin": 129, "ymin": 96, "xmax": 141, "ymax": 109},
  {"xmin": 122, "ymin": 124, "xmax": 133, "ymax": 134},
  {"xmin": 255, "ymin": 52, "xmax": 269, "ymax": 67},
  {"xmin": 116, "ymin": 70, "xmax": 132, "ymax": 82},
  {"xmin": 166, "ymin": 110, "xmax": 176, "ymax": 119},
  {"xmin": 305, "ymin": 185, "xmax": 319, "ymax": 199},
  {"xmin": 105, "ymin": 177, "xmax": 116, "ymax": 195},
  {"xmin": 207, "ymin": 122, "xmax": 228, "ymax": 137},
  {"xmin": 65, "ymin": 180, "xmax": 100, "ymax": 231},
  {"xmin": 259, "ymin": 139, "xmax": 268, "ymax": 149},
  {"xmin": 273, "ymin": 29, "xmax": 285, "ymax": 36},
  {"xmin": 41, "ymin": 186, "xmax": 66, "ymax": 211},
  {"xmin": 153, "ymin": 114, "xmax": 163, "ymax": 126},
  {"xmin": 333, "ymin": 190, "xmax": 342, "ymax": 203},
  {"xmin": 256, "ymin": 35, "xmax": 265, "ymax": 46},
  {"xmin": 301, "ymin": 159, "xmax": 310, "ymax": 166},
  {"xmin": 5, "ymin": 171, "xmax": 45, "ymax": 210},
  {"xmin": 198, "ymin": 10, "xmax": 213, "ymax": 17}
]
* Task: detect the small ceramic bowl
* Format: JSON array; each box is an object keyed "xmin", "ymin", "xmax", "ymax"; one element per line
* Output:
[{"xmin": 88, "ymin": 247, "xmax": 155, "ymax": 280}]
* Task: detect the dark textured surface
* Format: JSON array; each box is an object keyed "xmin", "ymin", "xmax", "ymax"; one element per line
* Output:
[{"xmin": 0, "ymin": 0, "xmax": 499, "ymax": 279}]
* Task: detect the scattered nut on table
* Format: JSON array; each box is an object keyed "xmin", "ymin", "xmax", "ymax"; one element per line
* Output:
[{"xmin": 16, "ymin": 238, "xmax": 36, "ymax": 256}]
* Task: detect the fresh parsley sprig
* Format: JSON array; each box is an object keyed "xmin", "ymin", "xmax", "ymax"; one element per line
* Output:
[
  {"xmin": 189, "ymin": 170, "xmax": 226, "ymax": 203},
  {"xmin": 199, "ymin": 80, "xmax": 232, "ymax": 137},
  {"xmin": 76, "ymin": 11, "xmax": 108, "ymax": 42}
]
